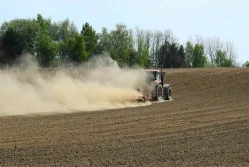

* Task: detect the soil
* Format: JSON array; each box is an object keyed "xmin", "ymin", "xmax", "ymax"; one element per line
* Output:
[{"xmin": 0, "ymin": 68, "xmax": 249, "ymax": 167}]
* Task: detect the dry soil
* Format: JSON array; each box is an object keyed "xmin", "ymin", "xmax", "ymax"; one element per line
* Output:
[{"xmin": 0, "ymin": 68, "xmax": 249, "ymax": 167}]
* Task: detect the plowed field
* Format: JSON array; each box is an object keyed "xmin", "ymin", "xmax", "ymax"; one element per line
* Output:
[{"xmin": 0, "ymin": 68, "xmax": 249, "ymax": 166}]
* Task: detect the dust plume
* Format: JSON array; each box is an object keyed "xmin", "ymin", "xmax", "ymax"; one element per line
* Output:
[{"xmin": 0, "ymin": 54, "xmax": 151, "ymax": 117}]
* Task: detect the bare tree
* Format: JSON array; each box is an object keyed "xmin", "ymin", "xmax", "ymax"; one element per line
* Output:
[
  {"xmin": 195, "ymin": 35, "xmax": 205, "ymax": 46},
  {"xmin": 144, "ymin": 30, "xmax": 152, "ymax": 50},
  {"xmin": 163, "ymin": 29, "xmax": 178, "ymax": 44},
  {"xmin": 128, "ymin": 29, "xmax": 134, "ymax": 50},
  {"xmin": 144, "ymin": 30, "xmax": 153, "ymax": 66},
  {"xmin": 134, "ymin": 26, "xmax": 144, "ymax": 51},
  {"xmin": 225, "ymin": 40, "xmax": 237, "ymax": 64},
  {"xmin": 151, "ymin": 30, "xmax": 164, "ymax": 68},
  {"xmin": 205, "ymin": 37, "xmax": 223, "ymax": 66}
]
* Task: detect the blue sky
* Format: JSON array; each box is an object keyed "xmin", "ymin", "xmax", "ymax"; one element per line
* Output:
[{"xmin": 0, "ymin": 0, "xmax": 248, "ymax": 65}]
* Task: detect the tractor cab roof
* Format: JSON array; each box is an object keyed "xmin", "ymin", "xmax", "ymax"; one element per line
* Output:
[{"xmin": 143, "ymin": 69, "xmax": 162, "ymax": 73}]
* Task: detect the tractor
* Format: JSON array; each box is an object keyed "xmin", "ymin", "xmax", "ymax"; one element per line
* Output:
[{"xmin": 137, "ymin": 69, "xmax": 172, "ymax": 102}]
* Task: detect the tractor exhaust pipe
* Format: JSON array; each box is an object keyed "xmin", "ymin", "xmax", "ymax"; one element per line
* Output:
[{"xmin": 161, "ymin": 70, "xmax": 165, "ymax": 86}]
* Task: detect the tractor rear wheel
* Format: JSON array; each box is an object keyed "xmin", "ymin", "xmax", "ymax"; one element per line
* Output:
[{"xmin": 163, "ymin": 85, "xmax": 172, "ymax": 100}]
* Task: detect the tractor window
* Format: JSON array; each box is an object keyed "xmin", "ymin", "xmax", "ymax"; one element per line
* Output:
[
  {"xmin": 156, "ymin": 73, "xmax": 160, "ymax": 81},
  {"xmin": 146, "ymin": 72, "xmax": 156, "ymax": 82}
]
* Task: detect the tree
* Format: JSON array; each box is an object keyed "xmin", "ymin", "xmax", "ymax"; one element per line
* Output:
[
  {"xmin": 36, "ymin": 14, "xmax": 59, "ymax": 41},
  {"xmin": 108, "ymin": 23, "xmax": 131, "ymax": 66},
  {"xmin": 190, "ymin": 36, "xmax": 237, "ymax": 67},
  {"xmin": 176, "ymin": 45, "xmax": 185, "ymax": 68},
  {"xmin": 36, "ymin": 34, "xmax": 57, "ymax": 67},
  {"xmin": 36, "ymin": 14, "xmax": 46, "ymax": 33},
  {"xmin": 67, "ymin": 35, "xmax": 87, "ymax": 63},
  {"xmin": 52, "ymin": 19, "xmax": 79, "ymax": 63},
  {"xmin": 127, "ymin": 49, "xmax": 136, "ymax": 67},
  {"xmin": 152, "ymin": 30, "xmax": 164, "ymax": 68},
  {"xmin": 81, "ymin": 22, "xmax": 98, "ymax": 59},
  {"xmin": 1, "ymin": 26, "xmax": 22, "ymax": 62},
  {"xmin": 134, "ymin": 27, "xmax": 151, "ymax": 68},
  {"xmin": 215, "ymin": 50, "xmax": 226, "ymax": 67},
  {"xmin": 157, "ymin": 32, "xmax": 183, "ymax": 69},
  {"xmin": 222, "ymin": 59, "xmax": 233, "ymax": 67},
  {"xmin": 56, "ymin": 19, "xmax": 78, "ymax": 42},
  {"xmin": 224, "ymin": 40, "xmax": 237, "ymax": 66},
  {"xmin": 215, "ymin": 50, "xmax": 233, "ymax": 67},
  {"xmin": 96, "ymin": 27, "xmax": 110, "ymax": 54},
  {"xmin": 205, "ymin": 37, "xmax": 223, "ymax": 66},
  {"xmin": 0, "ymin": 15, "xmax": 240, "ymax": 69},
  {"xmin": 136, "ymin": 38, "xmax": 150, "ymax": 67},
  {"xmin": 243, "ymin": 61, "xmax": 249, "ymax": 67},
  {"xmin": 185, "ymin": 41, "xmax": 194, "ymax": 67},
  {"xmin": 144, "ymin": 30, "xmax": 153, "ymax": 66},
  {"xmin": 192, "ymin": 44, "xmax": 207, "ymax": 67},
  {"xmin": 0, "ymin": 19, "xmax": 40, "ymax": 64}
]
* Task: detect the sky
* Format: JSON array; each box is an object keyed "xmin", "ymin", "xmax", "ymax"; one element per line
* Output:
[{"xmin": 0, "ymin": 0, "xmax": 248, "ymax": 65}]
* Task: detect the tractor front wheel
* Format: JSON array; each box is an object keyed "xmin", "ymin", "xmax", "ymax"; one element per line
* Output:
[{"xmin": 156, "ymin": 84, "xmax": 163, "ymax": 100}]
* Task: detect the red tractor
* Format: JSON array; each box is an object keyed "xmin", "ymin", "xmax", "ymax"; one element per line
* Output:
[{"xmin": 137, "ymin": 70, "xmax": 172, "ymax": 102}]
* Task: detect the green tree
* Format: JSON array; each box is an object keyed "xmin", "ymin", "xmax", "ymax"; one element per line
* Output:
[
  {"xmin": 81, "ymin": 22, "xmax": 98, "ymax": 58},
  {"xmin": 222, "ymin": 59, "xmax": 233, "ymax": 67},
  {"xmin": 36, "ymin": 14, "xmax": 59, "ymax": 40},
  {"xmin": 127, "ymin": 49, "xmax": 137, "ymax": 67},
  {"xmin": 243, "ymin": 61, "xmax": 249, "ymax": 67},
  {"xmin": 168, "ymin": 42, "xmax": 178, "ymax": 68},
  {"xmin": 192, "ymin": 44, "xmax": 207, "ymax": 67},
  {"xmin": 96, "ymin": 27, "xmax": 110, "ymax": 54},
  {"xmin": 57, "ymin": 41, "xmax": 68, "ymax": 62},
  {"xmin": 67, "ymin": 35, "xmax": 87, "ymax": 63},
  {"xmin": 136, "ymin": 39, "xmax": 150, "ymax": 67},
  {"xmin": 0, "ymin": 19, "xmax": 40, "ymax": 63},
  {"xmin": 56, "ymin": 19, "xmax": 78, "ymax": 42},
  {"xmin": 52, "ymin": 19, "xmax": 79, "ymax": 63},
  {"xmin": 109, "ymin": 24, "xmax": 131, "ymax": 66},
  {"xmin": 185, "ymin": 41, "xmax": 193, "ymax": 67},
  {"xmin": 215, "ymin": 50, "xmax": 233, "ymax": 67},
  {"xmin": 36, "ymin": 34, "xmax": 57, "ymax": 67},
  {"xmin": 215, "ymin": 50, "xmax": 226, "ymax": 67},
  {"xmin": 134, "ymin": 27, "xmax": 152, "ymax": 68},
  {"xmin": 157, "ymin": 41, "xmax": 184, "ymax": 68},
  {"xmin": 35, "ymin": 14, "xmax": 62, "ymax": 67},
  {"xmin": 1, "ymin": 26, "xmax": 22, "ymax": 62},
  {"xmin": 36, "ymin": 14, "xmax": 46, "ymax": 33},
  {"xmin": 176, "ymin": 45, "xmax": 185, "ymax": 67}
]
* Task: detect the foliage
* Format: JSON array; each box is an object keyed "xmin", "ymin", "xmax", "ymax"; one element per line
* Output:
[
  {"xmin": 184, "ymin": 41, "xmax": 193, "ymax": 67},
  {"xmin": 81, "ymin": 22, "xmax": 98, "ymax": 58},
  {"xmin": 135, "ymin": 39, "xmax": 150, "ymax": 67},
  {"xmin": 96, "ymin": 27, "xmax": 110, "ymax": 54},
  {"xmin": 192, "ymin": 44, "xmax": 207, "ymax": 68},
  {"xmin": 215, "ymin": 50, "xmax": 233, "ymax": 67},
  {"xmin": 157, "ymin": 41, "xmax": 185, "ymax": 68},
  {"xmin": 0, "ymin": 14, "xmax": 239, "ymax": 69},
  {"xmin": 36, "ymin": 34, "xmax": 57, "ymax": 67},
  {"xmin": 67, "ymin": 35, "xmax": 87, "ymax": 63},
  {"xmin": 0, "ymin": 18, "xmax": 40, "ymax": 63},
  {"xmin": 108, "ymin": 24, "xmax": 130, "ymax": 66},
  {"xmin": 243, "ymin": 61, "xmax": 249, "ymax": 67}
]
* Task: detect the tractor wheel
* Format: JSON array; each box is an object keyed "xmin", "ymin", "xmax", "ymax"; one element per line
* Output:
[
  {"xmin": 163, "ymin": 85, "xmax": 172, "ymax": 100},
  {"xmin": 156, "ymin": 84, "xmax": 163, "ymax": 100}
]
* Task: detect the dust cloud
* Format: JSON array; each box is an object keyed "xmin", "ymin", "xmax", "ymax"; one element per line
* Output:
[{"xmin": 0, "ymin": 54, "xmax": 151, "ymax": 117}]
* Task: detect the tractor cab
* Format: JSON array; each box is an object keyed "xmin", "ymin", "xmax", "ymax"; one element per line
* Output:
[
  {"xmin": 144, "ymin": 70, "xmax": 165, "ymax": 85},
  {"xmin": 137, "ymin": 69, "xmax": 172, "ymax": 102}
]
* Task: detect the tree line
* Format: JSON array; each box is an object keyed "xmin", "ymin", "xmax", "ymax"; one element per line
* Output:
[{"xmin": 0, "ymin": 14, "xmax": 247, "ymax": 68}]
